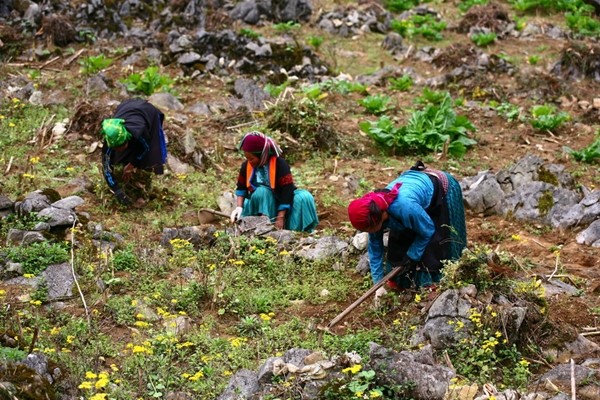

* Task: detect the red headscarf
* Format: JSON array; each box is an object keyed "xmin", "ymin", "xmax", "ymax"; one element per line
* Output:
[
  {"xmin": 239, "ymin": 131, "xmax": 282, "ymax": 166},
  {"xmin": 348, "ymin": 183, "xmax": 401, "ymax": 231}
]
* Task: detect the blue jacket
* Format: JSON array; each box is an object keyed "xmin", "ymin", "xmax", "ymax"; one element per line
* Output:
[{"xmin": 368, "ymin": 171, "xmax": 435, "ymax": 283}]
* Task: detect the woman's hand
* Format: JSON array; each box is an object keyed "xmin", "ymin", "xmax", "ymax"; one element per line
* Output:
[{"xmin": 275, "ymin": 211, "xmax": 286, "ymax": 230}]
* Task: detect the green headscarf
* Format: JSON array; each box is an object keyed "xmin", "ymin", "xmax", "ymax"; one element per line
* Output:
[{"xmin": 101, "ymin": 118, "xmax": 131, "ymax": 148}]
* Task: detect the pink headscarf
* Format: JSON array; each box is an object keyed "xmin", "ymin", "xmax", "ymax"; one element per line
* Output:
[
  {"xmin": 239, "ymin": 131, "xmax": 282, "ymax": 166},
  {"xmin": 348, "ymin": 183, "xmax": 401, "ymax": 231}
]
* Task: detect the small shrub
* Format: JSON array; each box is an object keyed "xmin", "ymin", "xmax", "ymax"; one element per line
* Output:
[
  {"xmin": 528, "ymin": 55, "xmax": 540, "ymax": 65},
  {"xmin": 529, "ymin": 104, "xmax": 570, "ymax": 132},
  {"xmin": 307, "ymin": 35, "xmax": 324, "ymax": 51},
  {"xmin": 122, "ymin": 66, "xmax": 173, "ymax": 96},
  {"xmin": 391, "ymin": 14, "xmax": 447, "ymax": 41},
  {"xmin": 383, "ymin": 0, "xmax": 420, "ymax": 12},
  {"xmin": 239, "ymin": 28, "xmax": 261, "ymax": 39},
  {"xmin": 565, "ymin": 130, "xmax": 600, "ymax": 163},
  {"xmin": 358, "ymin": 94, "xmax": 394, "ymax": 115},
  {"xmin": 389, "ymin": 74, "xmax": 413, "ymax": 91},
  {"xmin": 458, "ymin": 0, "xmax": 489, "ymax": 12},
  {"xmin": 471, "ymin": 32, "xmax": 497, "ymax": 46},
  {"xmin": 0, "ymin": 346, "xmax": 27, "ymax": 362},
  {"xmin": 112, "ymin": 246, "xmax": 140, "ymax": 272},
  {"xmin": 4, "ymin": 241, "xmax": 69, "ymax": 276},
  {"xmin": 273, "ymin": 21, "xmax": 301, "ymax": 34},
  {"xmin": 79, "ymin": 54, "xmax": 113, "ymax": 75}
]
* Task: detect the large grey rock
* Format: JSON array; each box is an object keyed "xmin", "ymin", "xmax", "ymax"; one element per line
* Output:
[
  {"xmin": 368, "ymin": 343, "xmax": 454, "ymax": 399},
  {"xmin": 217, "ymin": 369, "xmax": 260, "ymax": 400},
  {"xmin": 295, "ymin": 236, "xmax": 348, "ymax": 260},
  {"xmin": 576, "ymin": 219, "xmax": 600, "ymax": 247},
  {"xmin": 37, "ymin": 207, "xmax": 77, "ymax": 227}
]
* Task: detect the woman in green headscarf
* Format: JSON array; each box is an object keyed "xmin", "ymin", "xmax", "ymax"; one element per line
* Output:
[{"xmin": 101, "ymin": 99, "xmax": 167, "ymax": 206}]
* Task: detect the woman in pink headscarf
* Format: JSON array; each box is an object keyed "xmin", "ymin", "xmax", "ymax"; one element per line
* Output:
[
  {"xmin": 230, "ymin": 131, "xmax": 319, "ymax": 232},
  {"xmin": 348, "ymin": 161, "xmax": 466, "ymax": 295}
]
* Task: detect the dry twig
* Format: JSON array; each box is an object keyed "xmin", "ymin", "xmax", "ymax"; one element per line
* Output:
[{"xmin": 70, "ymin": 220, "xmax": 90, "ymax": 325}]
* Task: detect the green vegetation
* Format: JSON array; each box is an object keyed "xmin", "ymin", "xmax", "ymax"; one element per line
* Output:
[
  {"xmin": 358, "ymin": 94, "xmax": 394, "ymax": 115},
  {"xmin": 470, "ymin": 32, "xmax": 497, "ymax": 47},
  {"xmin": 307, "ymin": 35, "xmax": 324, "ymax": 51},
  {"xmin": 458, "ymin": 0, "xmax": 489, "ymax": 12},
  {"xmin": 489, "ymin": 101, "xmax": 521, "ymax": 122},
  {"xmin": 359, "ymin": 91, "xmax": 477, "ymax": 158},
  {"xmin": 383, "ymin": 0, "xmax": 421, "ymax": 12},
  {"xmin": 391, "ymin": 14, "xmax": 447, "ymax": 41},
  {"xmin": 122, "ymin": 66, "xmax": 174, "ymax": 95},
  {"xmin": 566, "ymin": 130, "xmax": 600, "ymax": 163},
  {"xmin": 79, "ymin": 54, "xmax": 113, "ymax": 75},
  {"xmin": 4, "ymin": 241, "xmax": 69, "ymax": 276},
  {"xmin": 389, "ymin": 74, "xmax": 413, "ymax": 91},
  {"xmin": 239, "ymin": 28, "xmax": 261, "ymax": 40},
  {"xmin": 529, "ymin": 104, "xmax": 570, "ymax": 132}
]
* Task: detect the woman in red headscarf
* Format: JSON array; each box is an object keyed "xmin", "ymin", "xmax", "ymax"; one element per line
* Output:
[
  {"xmin": 348, "ymin": 161, "xmax": 466, "ymax": 295},
  {"xmin": 230, "ymin": 131, "xmax": 319, "ymax": 232}
]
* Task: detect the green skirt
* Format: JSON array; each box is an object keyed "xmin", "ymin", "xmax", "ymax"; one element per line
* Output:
[{"xmin": 241, "ymin": 186, "xmax": 319, "ymax": 232}]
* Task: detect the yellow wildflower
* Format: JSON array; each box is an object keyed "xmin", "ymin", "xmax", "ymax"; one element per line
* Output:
[
  {"xmin": 342, "ymin": 364, "xmax": 362, "ymax": 374},
  {"xmin": 511, "ymin": 234, "xmax": 521, "ymax": 241},
  {"xmin": 85, "ymin": 371, "xmax": 97, "ymax": 379},
  {"xmin": 23, "ymin": 273, "xmax": 35, "ymax": 278},
  {"xmin": 95, "ymin": 377, "xmax": 109, "ymax": 389},
  {"xmin": 78, "ymin": 381, "xmax": 93, "ymax": 390},
  {"xmin": 89, "ymin": 394, "xmax": 107, "ymax": 400},
  {"xmin": 188, "ymin": 371, "xmax": 204, "ymax": 381},
  {"xmin": 110, "ymin": 364, "xmax": 119, "ymax": 372},
  {"xmin": 66, "ymin": 335, "xmax": 75, "ymax": 344},
  {"xmin": 259, "ymin": 313, "xmax": 271, "ymax": 321},
  {"xmin": 29, "ymin": 300, "xmax": 42, "ymax": 306},
  {"xmin": 414, "ymin": 294, "xmax": 421, "ymax": 303},
  {"xmin": 9, "ymin": 122, "xmax": 15, "ymax": 127}
]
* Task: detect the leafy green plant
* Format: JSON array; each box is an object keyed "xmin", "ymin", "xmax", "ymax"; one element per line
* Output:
[
  {"xmin": 237, "ymin": 315, "xmax": 262, "ymax": 337},
  {"xmin": 415, "ymin": 88, "xmax": 449, "ymax": 105},
  {"xmin": 307, "ymin": 35, "xmax": 324, "ymax": 51},
  {"xmin": 239, "ymin": 28, "xmax": 261, "ymax": 40},
  {"xmin": 383, "ymin": 0, "xmax": 420, "ymax": 12},
  {"xmin": 4, "ymin": 241, "xmax": 69, "ymax": 276},
  {"xmin": 112, "ymin": 246, "xmax": 140, "ymax": 272},
  {"xmin": 471, "ymin": 32, "xmax": 497, "ymax": 46},
  {"xmin": 528, "ymin": 55, "xmax": 540, "ymax": 65},
  {"xmin": 565, "ymin": 130, "xmax": 600, "ymax": 163},
  {"xmin": 389, "ymin": 74, "xmax": 413, "ymax": 91},
  {"xmin": 566, "ymin": 12, "xmax": 600, "ymax": 37},
  {"xmin": 273, "ymin": 21, "xmax": 301, "ymax": 34},
  {"xmin": 0, "ymin": 346, "xmax": 27, "ymax": 362},
  {"xmin": 458, "ymin": 0, "xmax": 489, "ymax": 12},
  {"xmin": 358, "ymin": 94, "xmax": 394, "ymax": 115},
  {"xmin": 359, "ymin": 93, "xmax": 477, "ymax": 158},
  {"xmin": 122, "ymin": 66, "xmax": 174, "ymax": 95},
  {"xmin": 79, "ymin": 54, "xmax": 113, "ymax": 75},
  {"xmin": 529, "ymin": 104, "xmax": 570, "ymax": 132},
  {"xmin": 320, "ymin": 79, "xmax": 367, "ymax": 95},
  {"xmin": 391, "ymin": 14, "xmax": 447, "ymax": 41},
  {"xmin": 447, "ymin": 306, "xmax": 531, "ymax": 387},
  {"xmin": 321, "ymin": 367, "xmax": 415, "ymax": 399},
  {"xmin": 489, "ymin": 101, "xmax": 521, "ymax": 122}
]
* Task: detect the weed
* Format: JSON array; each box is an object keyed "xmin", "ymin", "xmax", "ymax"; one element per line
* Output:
[
  {"xmin": 458, "ymin": 0, "xmax": 489, "ymax": 12},
  {"xmin": 389, "ymin": 74, "xmax": 413, "ymax": 91},
  {"xmin": 237, "ymin": 315, "xmax": 262, "ymax": 337},
  {"xmin": 391, "ymin": 14, "xmax": 447, "ymax": 41},
  {"xmin": 359, "ymin": 92, "xmax": 477, "ymax": 158},
  {"xmin": 273, "ymin": 21, "xmax": 301, "ymax": 35},
  {"xmin": 4, "ymin": 241, "xmax": 69, "ymax": 276},
  {"xmin": 0, "ymin": 346, "xmax": 27, "ymax": 362},
  {"xmin": 307, "ymin": 35, "xmax": 324, "ymax": 51},
  {"xmin": 446, "ymin": 305, "xmax": 531, "ymax": 387},
  {"xmin": 528, "ymin": 55, "xmax": 540, "ymax": 65},
  {"xmin": 112, "ymin": 245, "xmax": 140, "ymax": 272},
  {"xmin": 471, "ymin": 32, "xmax": 497, "ymax": 46},
  {"xmin": 565, "ymin": 130, "xmax": 600, "ymax": 163},
  {"xmin": 79, "ymin": 54, "xmax": 113, "ymax": 75},
  {"xmin": 122, "ymin": 66, "xmax": 174, "ymax": 96},
  {"xmin": 489, "ymin": 100, "xmax": 521, "ymax": 122},
  {"xmin": 321, "ymin": 367, "xmax": 415, "ymax": 399},
  {"xmin": 566, "ymin": 12, "xmax": 600, "ymax": 37},
  {"xmin": 239, "ymin": 28, "xmax": 261, "ymax": 39},
  {"xmin": 529, "ymin": 104, "xmax": 570, "ymax": 132},
  {"xmin": 358, "ymin": 94, "xmax": 394, "ymax": 115},
  {"xmin": 384, "ymin": 0, "xmax": 420, "ymax": 12}
]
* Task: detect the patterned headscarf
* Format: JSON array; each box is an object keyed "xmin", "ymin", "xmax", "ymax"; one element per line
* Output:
[
  {"xmin": 239, "ymin": 131, "xmax": 282, "ymax": 166},
  {"xmin": 348, "ymin": 183, "xmax": 402, "ymax": 231},
  {"xmin": 101, "ymin": 118, "xmax": 131, "ymax": 148}
]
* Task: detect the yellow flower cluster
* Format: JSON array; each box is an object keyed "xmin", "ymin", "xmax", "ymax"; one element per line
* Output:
[
  {"xmin": 342, "ymin": 364, "xmax": 362, "ymax": 374},
  {"xmin": 228, "ymin": 337, "xmax": 247, "ymax": 348}
]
